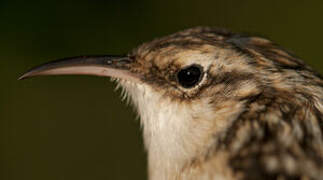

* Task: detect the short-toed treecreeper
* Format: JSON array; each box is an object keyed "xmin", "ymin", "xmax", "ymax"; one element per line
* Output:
[{"xmin": 20, "ymin": 27, "xmax": 323, "ymax": 180}]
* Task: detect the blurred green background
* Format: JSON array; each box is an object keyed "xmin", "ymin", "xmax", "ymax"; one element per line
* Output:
[{"xmin": 1, "ymin": 0, "xmax": 323, "ymax": 179}]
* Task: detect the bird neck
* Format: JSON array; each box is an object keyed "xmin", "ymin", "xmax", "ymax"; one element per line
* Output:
[{"xmin": 119, "ymin": 81, "xmax": 246, "ymax": 179}]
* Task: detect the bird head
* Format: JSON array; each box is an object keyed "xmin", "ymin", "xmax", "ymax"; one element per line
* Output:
[{"xmin": 19, "ymin": 27, "xmax": 261, "ymax": 118}]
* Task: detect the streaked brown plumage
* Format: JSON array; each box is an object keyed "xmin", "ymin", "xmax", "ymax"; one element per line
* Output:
[{"xmin": 20, "ymin": 27, "xmax": 323, "ymax": 180}]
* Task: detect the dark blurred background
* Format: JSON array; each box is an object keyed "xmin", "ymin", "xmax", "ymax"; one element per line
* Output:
[{"xmin": 1, "ymin": 0, "xmax": 323, "ymax": 179}]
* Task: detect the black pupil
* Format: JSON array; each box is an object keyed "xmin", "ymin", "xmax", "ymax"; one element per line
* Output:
[{"xmin": 177, "ymin": 65, "xmax": 202, "ymax": 88}]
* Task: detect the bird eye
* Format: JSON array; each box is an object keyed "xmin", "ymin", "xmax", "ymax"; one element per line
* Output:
[{"xmin": 176, "ymin": 65, "xmax": 203, "ymax": 88}]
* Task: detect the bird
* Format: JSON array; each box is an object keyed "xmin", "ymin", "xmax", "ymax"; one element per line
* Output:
[{"xmin": 19, "ymin": 27, "xmax": 323, "ymax": 180}]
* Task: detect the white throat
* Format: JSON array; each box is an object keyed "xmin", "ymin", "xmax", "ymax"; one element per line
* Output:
[
  {"xmin": 119, "ymin": 81, "xmax": 199, "ymax": 179},
  {"xmin": 118, "ymin": 80, "xmax": 244, "ymax": 180}
]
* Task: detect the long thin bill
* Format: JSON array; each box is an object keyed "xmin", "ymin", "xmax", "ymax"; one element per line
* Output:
[{"xmin": 18, "ymin": 55, "xmax": 140, "ymax": 82}]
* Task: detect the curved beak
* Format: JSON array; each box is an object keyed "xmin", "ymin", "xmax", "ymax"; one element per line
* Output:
[{"xmin": 18, "ymin": 55, "xmax": 140, "ymax": 82}]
